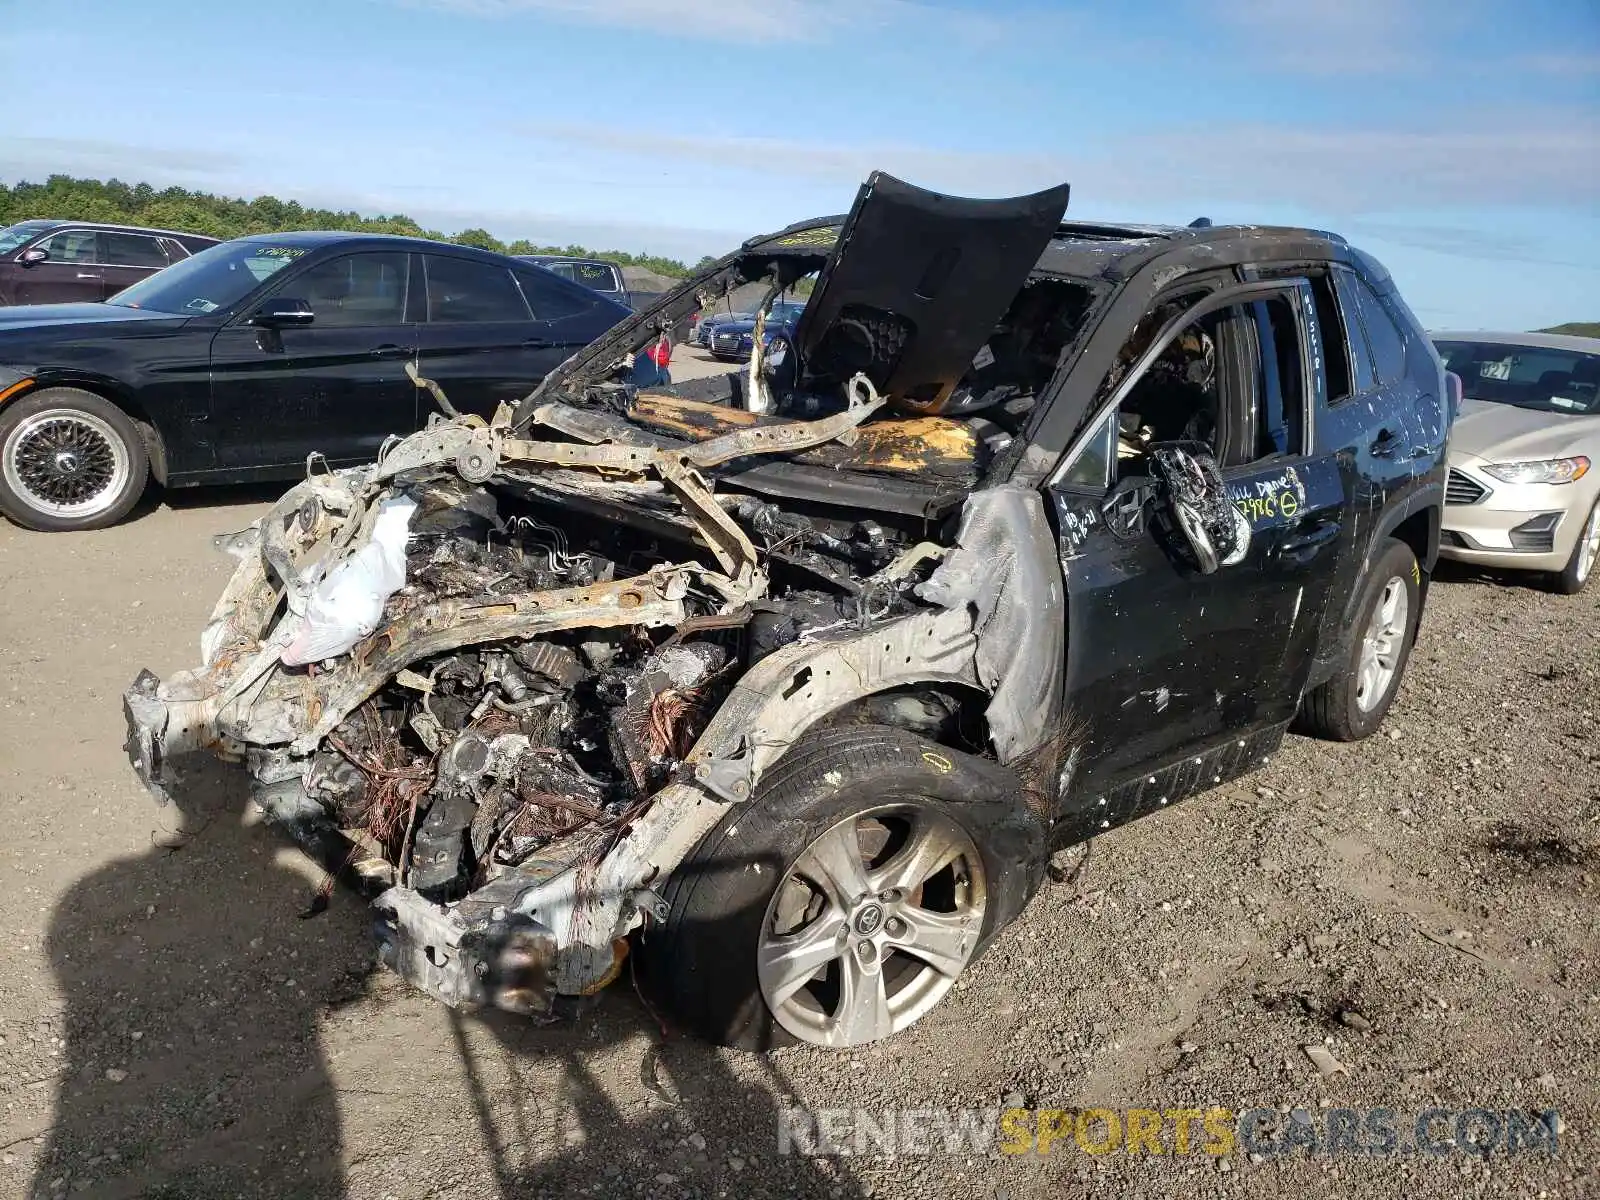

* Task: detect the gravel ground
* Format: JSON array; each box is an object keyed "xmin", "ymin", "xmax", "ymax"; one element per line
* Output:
[{"xmin": 0, "ymin": 453, "xmax": 1595, "ymax": 1200}]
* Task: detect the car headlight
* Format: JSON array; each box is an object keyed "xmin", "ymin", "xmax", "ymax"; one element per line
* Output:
[{"xmin": 1480, "ymin": 456, "xmax": 1590, "ymax": 485}]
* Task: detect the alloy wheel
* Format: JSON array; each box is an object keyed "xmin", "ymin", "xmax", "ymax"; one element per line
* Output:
[
  {"xmin": 757, "ymin": 805, "xmax": 986, "ymax": 1047},
  {"xmin": 1577, "ymin": 504, "xmax": 1600, "ymax": 585},
  {"xmin": 1355, "ymin": 576, "xmax": 1409, "ymax": 713},
  {"xmin": 3, "ymin": 409, "xmax": 130, "ymax": 520}
]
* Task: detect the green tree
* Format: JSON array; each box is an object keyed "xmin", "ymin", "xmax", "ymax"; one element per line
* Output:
[{"xmin": 0, "ymin": 175, "xmax": 705, "ymax": 278}]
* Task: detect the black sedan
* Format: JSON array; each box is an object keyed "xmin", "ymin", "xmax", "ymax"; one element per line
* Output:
[{"xmin": 0, "ymin": 232, "xmax": 628, "ymax": 531}]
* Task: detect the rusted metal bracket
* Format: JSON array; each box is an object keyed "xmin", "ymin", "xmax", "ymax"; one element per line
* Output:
[{"xmin": 654, "ymin": 453, "xmax": 760, "ymax": 585}]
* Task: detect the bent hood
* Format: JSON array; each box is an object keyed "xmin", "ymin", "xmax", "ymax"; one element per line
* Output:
[
  {"xmin": 514, "ymin": 170, "xmax": 1069, "ymax": 423},
  {"xmin": 1449, "ymin": 397, "xmax": 1600, "ymax": 464},
  {"xmin": 795, "ymin": 171, "xmax": 1071, "ymax": 413}
]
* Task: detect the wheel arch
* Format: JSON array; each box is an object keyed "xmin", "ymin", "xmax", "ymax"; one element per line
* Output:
[{"xmin": 12, "ymin": 374, "xmax": 170, "ymax": 485}]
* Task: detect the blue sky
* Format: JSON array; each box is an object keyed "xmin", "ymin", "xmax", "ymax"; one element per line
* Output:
[{"xmin": 2, "ymin": 0, "xmax": 1597, "ymax": 328}]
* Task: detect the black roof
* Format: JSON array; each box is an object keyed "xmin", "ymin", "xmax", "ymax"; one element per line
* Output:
[
  {"xmin": 231, "ymin": 230, "xmax": 528, "ymax": 262},
  {"xmin": 1038, "ymin": 219, "xmax": 1364, "ymax": 285}
]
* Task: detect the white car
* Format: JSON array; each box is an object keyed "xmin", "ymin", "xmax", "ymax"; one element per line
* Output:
[{"xmin": 1431, "ymin": 331, "xmax": 1600, "ymax": 593}]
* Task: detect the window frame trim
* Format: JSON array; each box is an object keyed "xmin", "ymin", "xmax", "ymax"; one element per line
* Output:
[
  {"xmin": 1048, "ymin": 277, "xmax": 1318, "ymax": 493},
  {"xmin": 420, "ymin": 251, "xmax": 533, "ymax": 325}
]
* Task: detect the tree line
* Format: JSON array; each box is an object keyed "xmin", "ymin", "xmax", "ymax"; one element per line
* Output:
[{"xmin": 0, "ymin": 175, "xmax": 713, "ymax": 278}]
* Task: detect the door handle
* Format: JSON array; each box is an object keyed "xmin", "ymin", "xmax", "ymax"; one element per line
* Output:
[
  {"xmin": 522, "ymin": 338, "xmax": 553, "ymax": 349},
  {"xmin": 369, "ymin": 344, "xmax": 408, "ymax": 359},
  {"xmin": 1370, "ymin": 429, "xmax": 1402, "ymax": 457},
  {"xmin": 75, "ymin": 272, "xmax": 103, "ymax": 280},
  {"xmin": 1280, "ymin": 520, "xmax": 1339, "ymax": 553},
  {"xmin": 1275, "ymin": 518, "xmax": 1340, "ymax": 566}
]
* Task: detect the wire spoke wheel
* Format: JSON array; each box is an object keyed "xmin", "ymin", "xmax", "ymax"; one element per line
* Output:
[
  {"xmin": 757, "ymin": 804, "xmax": 986, "ymax": 1048},
  {"xmin": 3, "ymin": 409, "xmax": 130, "ymax": 519}
]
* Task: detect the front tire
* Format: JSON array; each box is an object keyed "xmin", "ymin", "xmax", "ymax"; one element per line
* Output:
[
  {"xmin": 637, "ymin": 726, "xmax": 1043, "ymax": 1050},
  {"xmin": 1296, "ymin": 537, "xmax": 1421, "ymax": 741},
  {"xmin": 1553, "ymin": 498, "xmax": 1600, "ymax": 595},
  {"xmin": 0, "ymin": 388, "xmax": 148, "ymax": 531}
]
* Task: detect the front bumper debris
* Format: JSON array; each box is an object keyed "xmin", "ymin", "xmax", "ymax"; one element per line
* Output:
[{"xmin": 373, "ymin": 887, "xmax": 558, "ymax": 1016}]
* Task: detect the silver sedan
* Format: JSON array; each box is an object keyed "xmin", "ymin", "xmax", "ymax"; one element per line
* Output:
[{"xmin": 1431, "ymin": 330, "xmax": 1600, "ymax": 593}]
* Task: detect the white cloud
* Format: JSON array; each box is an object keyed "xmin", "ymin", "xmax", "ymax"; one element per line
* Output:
[
  {"xmin": 398, "ymin": 0, "xmax": 1008, "ymax": 45},
  {"xmin": 515, "ymin": 116, "xmax": 1600, "ymax": 215},
  {"xmin": 0, "ymin": 136, "xmax": 243, "ymax": 179},
  {"xmin": 1203, "ymin": 0, "xmax": 1475, "ymax": 73}
]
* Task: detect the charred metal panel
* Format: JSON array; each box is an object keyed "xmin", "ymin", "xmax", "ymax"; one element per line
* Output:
[
  {"xmin": 796, "ymin": 172, "xmax": 1071, "ymax": 414},
  {"xmin": 916, "ymin": 485, "xmax": 1065, "ymax": 763}
]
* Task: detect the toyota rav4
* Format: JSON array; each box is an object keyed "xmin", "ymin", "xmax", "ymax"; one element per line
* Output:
[{"xmin": 122, "ymin": 173, "xmax": 1450, "ymax": 1050}]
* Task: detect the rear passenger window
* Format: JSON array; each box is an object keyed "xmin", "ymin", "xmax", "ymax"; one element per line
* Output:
[
  {"xmin": 1307, "ymin": 274, "xmax": 1353, "ymax": 402},
  {"xmin": 423, "ymin": 256, "xmax": 529, "ymax": 323},
  {"xmin": 515, "ymin": 268, "xmax": 597, "ymax": 321},
  {"xmin": 101, "ymin": 233, "xmax": 169, "ymax": 269},
  {"xmin": 1344, "ymin": 272, "xmax": 1407, "ymax": 386}
]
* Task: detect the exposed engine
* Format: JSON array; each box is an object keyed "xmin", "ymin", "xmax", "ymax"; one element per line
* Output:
[{"xmin": 276, "ymin": 479, "xmax": 921, "ymax": 901}]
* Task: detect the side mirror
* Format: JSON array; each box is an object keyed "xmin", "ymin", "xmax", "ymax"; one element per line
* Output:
[
  {"xmin": 1444, "ymin": 370, "xmax": 1464, "ymax": 425},
  {"xmin": 251, "ymin": 297, "xmax": 314, "ymax": 328},
  {"xmin": 1147, "ymin": 443, "xmax": 1251, "ymax": 574},
  {"xmin": 17, "ymin": 248, "xmax": 47, "ymax": 266}
]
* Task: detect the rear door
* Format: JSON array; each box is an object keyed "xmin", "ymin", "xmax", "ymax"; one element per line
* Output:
[
  {"xmin": 1049, "ymin": 278, "xmax": 1351, "ymax": 802},
  {"xmin": 98, "ymin": 231, "xmax": 175, "ymax": 298},
  {"xmin": 207, "ymin": 250, "xmax": 419, "ymax": 470},
  {"xmin": 415, "ymin": 253, "xmax": 617, "ymax": 419},
  {"xmin": 13, "ymin": 228, "xmax": 103, "ymax": 304}
]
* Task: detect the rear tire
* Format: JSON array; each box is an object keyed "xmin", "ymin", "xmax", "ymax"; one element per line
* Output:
[
  {"xmin": 1296, "ymin": 537, "xmax": 1420, "ymax": 741},
  {"xmin": 636, "ymin": 725, "xmax": 1043, "ymax": 1050},
  {"xmin": 0, "ymin": 387, "xmax": 148, "ymax": 531},
  {"xmin": 1552, "ymin": 498, "xmax": 1599, "ymax": 595}
]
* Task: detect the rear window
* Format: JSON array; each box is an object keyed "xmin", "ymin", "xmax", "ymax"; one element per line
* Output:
[
  {"xmin": 1432, "ymin": 341, "xmax": 1600, "ymax": 416},
  {"xmin": 541, "ymin": 261, "xmax": 621, "ymax": 293}
]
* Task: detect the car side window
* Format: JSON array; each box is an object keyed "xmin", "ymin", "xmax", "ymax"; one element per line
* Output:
[
  {"xmin": 424, "ymin": 255, "xmax": 530, "ymax": 323},
  {"xmin": 101, "ymin": 233, "xmax": 170, "ymax": 269},
  {"xmin": 1331, "ymin": 270, "xmax": 1378, "ymax": 393},
  {"xmin": 291, "ymin": 252, "xmax": 409, "ymax": 327},
  {"xmin": 1343, "ymin": 271, "xmax": 1407, "ymax": 386},
  {"xmin": 515, "ymin": 267, "xmax": 597, "ymax": 321},
  {"xmin": 1307, "ymin": 274, "xmax": 1354, "ymax": 403},
  {"xmin": 1062, "ymin": 289, "xmax": 1309, "ymax": 489},
  {"xmin": 1240, "ymin": 295, "xmax": 1306, "ymax": 463},
  {"xmin": 36, "ymin": 230, "xmax": 99, "ymax": 264}
]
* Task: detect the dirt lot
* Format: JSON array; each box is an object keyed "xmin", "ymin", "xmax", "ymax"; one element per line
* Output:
[{"xmin": 0, "ymin": 397, "xmax": 1596, "ymax": 1197}]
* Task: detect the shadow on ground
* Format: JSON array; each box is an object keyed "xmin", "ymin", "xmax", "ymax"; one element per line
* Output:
[
  {"xmin": 34, "ymin": 760, "xmax": 370, "ymax": 1199},
  {"xmin": 37, "ymin": 762, "xmax": 863, "ymax": 1199},
  {"xmin": 1431, "ymin": 558, "xmax": 1561, "ymax": 594}
]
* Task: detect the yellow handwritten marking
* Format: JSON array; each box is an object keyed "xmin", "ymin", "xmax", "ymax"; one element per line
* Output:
[
  {"xmin": 1412, "ymin": 561, "xmax": 1421, "ymax": 585},
  {"xmin": 1280, "ymin": 491, "xmax": 1299, "ymax": 518},
  {"xmin": 922, "ymin": 751, "xmax": 953, "ymax": 774}
]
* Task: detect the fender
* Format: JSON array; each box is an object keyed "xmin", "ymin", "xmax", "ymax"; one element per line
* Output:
[{"xmin": 1338, "ymin": 479, "xmax": 1443, "ymax": 636}]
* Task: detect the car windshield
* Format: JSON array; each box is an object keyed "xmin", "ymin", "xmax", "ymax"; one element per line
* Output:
[
  {"xmin": 0, "ymin": 220, "xmax": 58, "ymax": 254},
  {"xmin": 107, "ymin": 240, "xmax": 305, "ymax": 315},
  {"xmin": 1434, "ymin": 340, "xmax": 1600, "ymax": 416},
  {"xmin": 767, "ymin": 302, "xmax": 806, "ymax": 323}
]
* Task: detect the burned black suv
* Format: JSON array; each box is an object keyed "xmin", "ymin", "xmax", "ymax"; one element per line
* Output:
[{"xmin": 123, "ymin": 174, "xmax": 1449, "ymax": 1050}]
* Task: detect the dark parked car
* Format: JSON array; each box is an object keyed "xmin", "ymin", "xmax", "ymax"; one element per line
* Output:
[
  {"xmin": 0, "ymin": 219, "xmax": 220, "ymax": 306},
  {"xmin": 124, "ymin": 173, "xmax": 1448, "ymax": 1053},
  {"xmin": 0, "ymin": 232, "xmax": 628, "ymax": 531},
  {"xmin": 691, "ymin": 308, "xmax": 751, "ymax": 347},
  {"xmin": 516, "ymin": 255, "xmax": 631, "ymax": 308},
  {"xmin": 706, "ymin": 300, "xmax": 806, "ymax": 361}
]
